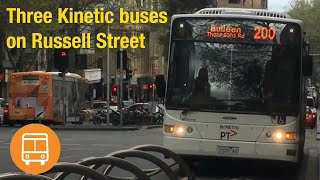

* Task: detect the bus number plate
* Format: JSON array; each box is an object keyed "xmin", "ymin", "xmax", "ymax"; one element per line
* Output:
[{"xmin": 217, "ymin": 146, "xmax": 239, "ymax": 155}]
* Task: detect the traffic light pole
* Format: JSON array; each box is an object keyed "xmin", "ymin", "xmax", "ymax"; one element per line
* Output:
[
  {"xmin": 120, "ymin": 48, "xmax": 123, "ymax": 126},
  {"xmin": 106, "ymin": 23, "xmax": 110, "ymax": 126},
  {"xmin": 62, "ymin": 72, "xmax": 67, "ymax": 126},
  {"xmin": 151, "ymin": 85, "xmax": 155, "ymax": 125}
]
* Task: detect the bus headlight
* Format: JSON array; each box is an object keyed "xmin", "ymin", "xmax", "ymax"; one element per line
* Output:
[
  {"xmin": 273, "ymin": 131, "xmax": 284, "ymax": 142},
  {"xmin": 175, "ymin": 126, "xmax": 186, "ymax": 136},
  {"xmin": 176, "ymin": 126, "xmax": 185, "ymax": 134},
  {"xmin": 164, "ymin": 125, "xmax": 187, "ymax": 136},
  {"xmin": 271, "ymin": 131, "xmax": 296, "ymax": 141},
  {"xmin": 275, "ymin": 132, "xmax": 283, "ymax": 139}
]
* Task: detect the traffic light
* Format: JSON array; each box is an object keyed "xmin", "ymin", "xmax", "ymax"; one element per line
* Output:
[
  {"xmin": 148, "ymin": 84, "xmax": 154, "ymax": 90},
  {"xmin": 54, "ymin": 49, "xmax": 69, "ymax": 72},
  {"xmin": 117, "ymin": 49, "xmax": 128, "ymax": 70},
  {"xmin": 112, "ymin": 86, "xmax": 117, "ymax": 95}
]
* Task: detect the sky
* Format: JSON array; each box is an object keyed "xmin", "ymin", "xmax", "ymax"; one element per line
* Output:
[{"xmin": 268, "ymin": 0, "xmax": 292, "ymax": 12}]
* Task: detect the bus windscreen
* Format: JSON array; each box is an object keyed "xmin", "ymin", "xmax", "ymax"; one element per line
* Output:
[{"xmin": 167, "ymin": 18, "xmax": 302, "ymax": 115}]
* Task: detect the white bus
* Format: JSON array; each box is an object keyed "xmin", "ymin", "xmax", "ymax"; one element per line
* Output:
[{"xmin": 161, "ymin": 8, "xmax": 313, "ymax": 165}]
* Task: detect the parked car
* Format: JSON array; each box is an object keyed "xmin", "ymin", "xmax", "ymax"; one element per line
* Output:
[
  {"xmin": 122, "ymin": 100, "xmax": 134, "ymax": 109},
  {"xmin": 91, "ymin": 101, "xmax": 107, "ymax": 112},
  {"xmin": 0, "ymin": 103, "xmax": 9, "ymax": 126},
  {"xmin": 0, "ymin": 99, "xmax": 6, "ymax": 125},
  {"xmin": 305, "ymin": 96, "xmax": 317, "ymax": 128}
]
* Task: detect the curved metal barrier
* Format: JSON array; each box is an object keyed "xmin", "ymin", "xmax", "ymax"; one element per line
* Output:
[{"xmin": 0, "ymin": 145, "xmax": 194, "ymax": 180}]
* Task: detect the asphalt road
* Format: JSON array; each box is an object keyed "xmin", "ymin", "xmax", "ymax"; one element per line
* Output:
[{"xmin": 0, "ymin": 127, "xmax": 318, "ymax": 180}]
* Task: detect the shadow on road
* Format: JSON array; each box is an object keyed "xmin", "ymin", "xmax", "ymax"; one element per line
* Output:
[{"xmin": 184, "ymin": 155, "xmax": 308, "ymax": 180}]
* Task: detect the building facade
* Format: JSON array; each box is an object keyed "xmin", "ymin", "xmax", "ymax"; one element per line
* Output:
[
  {"xmin": 217, "ymin": 0, "xmax": 268, "ymax": 9},
  {"xmin": 75, "ymin": 0, "xmax": 166, "ymax": 103}
]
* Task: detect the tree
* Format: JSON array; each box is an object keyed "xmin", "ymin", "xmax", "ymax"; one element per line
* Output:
[
  {"xmin": 287, "ymin": 0, "xmax": 320, "ymax": 83},
  {"xmin": 287, "ymin": 0, "xmax": 320, "ymax": 54},
  {"xmin": 0, "ymin": 0, "xmax": 110, "ymax": 72},
  {"xmin": 159, "ymin": 0, "xmax": 214, "ymax": 61}
]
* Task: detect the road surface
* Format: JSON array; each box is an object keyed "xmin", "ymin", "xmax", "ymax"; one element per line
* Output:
[{"xmin": 0, "ymin": 127, "xmax": 318, "ymax": 180}]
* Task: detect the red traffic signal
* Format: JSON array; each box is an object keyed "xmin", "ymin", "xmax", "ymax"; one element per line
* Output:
[
  {"xmin": 54, "ymin": 49, "xmax": 69, "ymax": 72},
  {"xmin": 148, "ymin": 84, "xmax": 154, "ymax": 89},
  {"xmin": 112, "ymin": 86, "xmax": 117, "ymax": 92},
  {"xmin": 60, "ymin": 51, "xmax": 67, "ymax": 57}
]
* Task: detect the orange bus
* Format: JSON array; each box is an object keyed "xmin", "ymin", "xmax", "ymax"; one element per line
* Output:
[{"xmin": 8, "ymin": 71, "xmax": 89, "ymax": 125}]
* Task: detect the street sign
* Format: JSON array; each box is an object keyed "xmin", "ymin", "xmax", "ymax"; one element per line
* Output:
[{"xmin": 130, "ymin": 77, "xmax": 137, "ymax": 85}]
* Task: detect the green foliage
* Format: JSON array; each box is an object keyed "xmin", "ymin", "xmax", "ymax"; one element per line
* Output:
[
  {"xmin": 288, "ymin": 0, "xmax": 320, "ymax": 83},
  {"xmin": 287, "ymin": 0, "xmax": 320, "ymax": 54},
  {"xmin": 159, "ymin": 0, "xmax": 214, "ymax": 60},
  {"xmin": 0, "ymin": 0, "xmax": 110, "ymax": 71}
]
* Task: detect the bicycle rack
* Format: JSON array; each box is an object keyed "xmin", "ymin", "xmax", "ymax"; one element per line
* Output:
[{"xmin": 0, "ymin": 145, "xmax": 194, "ymax": 180}]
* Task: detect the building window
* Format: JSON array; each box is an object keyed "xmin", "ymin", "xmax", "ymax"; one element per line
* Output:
[{"xmin": 229, "ymin": 0, "xmax": 241, "ymax": 4}]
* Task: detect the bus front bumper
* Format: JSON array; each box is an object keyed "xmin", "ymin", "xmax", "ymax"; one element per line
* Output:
[{"xmin": 163, "ymin": 136, "xmax": 299, "ymax": 163}]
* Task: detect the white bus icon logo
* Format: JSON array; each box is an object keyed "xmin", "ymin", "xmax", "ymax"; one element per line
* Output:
[{"xmin": 21, "ymin": 133, "xmax": 49, "ymax": 166}]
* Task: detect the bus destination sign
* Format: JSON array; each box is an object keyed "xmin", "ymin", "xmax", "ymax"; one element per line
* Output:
[
  {"xmin": 207, "ymin": 22, "xmax": 277, "ymax": 42},
  {"xmin": 207, "ymin": 24, "xmax": 245, "ymax": 39}
]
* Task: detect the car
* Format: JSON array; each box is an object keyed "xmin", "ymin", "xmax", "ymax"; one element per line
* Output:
[
  {"xmin": 91, "ymin": 101, "xmax": 108, "ymax": 113},
  {"xmin": 0, "ymin": 99, "xmax": 6, "ymax": 125},
  {"xmin": 124, "ymin": 103, "xmax": 149, "ymax": 112},
  {"xmin": 305, "ymin": 96, "xmax": 317, "ymax": 128},
  {"xmin": 122, "ymin": 100, "xmax": 134, "ymax": 109},
  {"xmin": 1, "ymin": 103, "xmax": 9, "ymax": 126}
]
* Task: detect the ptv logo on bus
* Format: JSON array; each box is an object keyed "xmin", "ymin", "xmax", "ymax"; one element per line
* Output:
[{"xmin": 220, "ymin": 130, "xmax": 238, "ymax": 140}]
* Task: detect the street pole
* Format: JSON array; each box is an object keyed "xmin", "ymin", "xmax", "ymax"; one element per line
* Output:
[
  {"xmin": 120, "ymin": 48, "xmax": 123, "ymax": 126},
  {"xmin": 63, "ymin": 72, "xmax": 67, "ymax": 125},
  {"xmin": 133, "ymin": 85, "xmax": 136, "ymax": 103},
  {"xmin": 106, "ymin": 5, "xmax": 110, "ymax": 125},
  {"xmin": 151, "ymin": 84, "xmax": 155, "ymax": 125},
  {"xmin": 128, "ymin": 82, "xmax": 130, "ymax": 100}
]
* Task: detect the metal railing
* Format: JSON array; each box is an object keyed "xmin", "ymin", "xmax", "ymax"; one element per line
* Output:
[{"xmin": 0, "ymin": 145, "xmax": 194, "ymax": 180}]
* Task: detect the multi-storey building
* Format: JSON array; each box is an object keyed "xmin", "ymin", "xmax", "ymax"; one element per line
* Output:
[{"xmin": 76, "ymin": 0, "xmax": 166, "ymax": 102}]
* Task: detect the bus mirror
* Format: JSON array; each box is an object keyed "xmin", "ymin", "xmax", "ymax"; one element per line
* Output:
[{"xmin": 303, "ymin": 55, "xmax": 313, "ymax": 76}]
